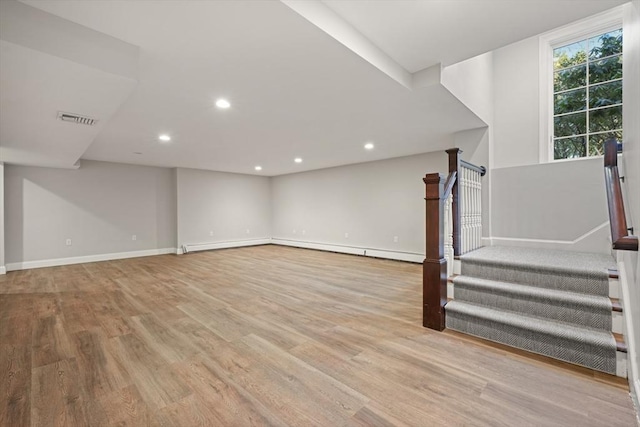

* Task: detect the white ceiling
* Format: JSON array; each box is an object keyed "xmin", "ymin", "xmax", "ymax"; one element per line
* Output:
[
  {"xmin": 0, "ymin": 0, "xmax": 628, "ymax": 175},
  {"xmin": 322, "ymin": 0, "xmax": 628, "ymax": 73},
  {"xmin": 0, "ymin": 40, "xmax": 136, "ymax": 168}
]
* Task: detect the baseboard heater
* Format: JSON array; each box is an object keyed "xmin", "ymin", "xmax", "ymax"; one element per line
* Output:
[
  {"xmin": 270, "ymin": 238, "xmax": 424, "ymax": 263},
  {"xmin": 181, "ymin": 238, "xmax": 272, "ymax": 254}
]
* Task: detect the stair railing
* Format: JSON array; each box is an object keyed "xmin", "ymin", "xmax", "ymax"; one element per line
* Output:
[
  {"xmin": 423, "ymin": 148, "xmax": 486, "ymax": 330},
  {"xmin": 604, "ymin": 139, "xmax": 638, "ymax": 251},
  {"xmin": 446, "ymin": 148, "xmax": 486, "ymax": 257}
]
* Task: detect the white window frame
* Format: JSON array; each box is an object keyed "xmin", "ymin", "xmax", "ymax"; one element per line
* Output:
[{"xmin": 538, "ymin": 7, "xmax": 623, "ymax": 163}]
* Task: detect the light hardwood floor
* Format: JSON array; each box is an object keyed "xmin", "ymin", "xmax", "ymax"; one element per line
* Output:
[{"xmin": 0, "ymin": 245, "xmax": 637, "ymax": 426}]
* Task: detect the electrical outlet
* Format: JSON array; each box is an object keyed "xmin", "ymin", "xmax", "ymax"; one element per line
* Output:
[
  {"xmin": 393, "ymin": 236, "xmax": 399, "ymax": 243},
  {"xmin": 344, "ymin": 232, "xmax": 349, "ymax": 239},
  {"xmin": 66, "ymin": 238, "xmax": 72, "ymax": 246},
  {"xmin": 209, "ymin": 231, "xmax": 214, "ymax": 236},
  {"xmin": 246, "ymin": 229, "xmax": 250, "ymax": 234},
  {"xmin": 132, "ymin": 235, "xmax": 137, "ymax": 241},
  {"xmin": 293, "ymin": 229, "xmax": 297, "ymax": 234},
  {"xmin": 302, "ymin": 230, "xmax": 306, "ymax": 235}
]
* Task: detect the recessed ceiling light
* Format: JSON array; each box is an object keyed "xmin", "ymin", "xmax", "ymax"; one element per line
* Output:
[
  {"xmin": 216, "ymin": 99, "xmax": 231, "ymax": 109},
  {"xmin": 134, "ymin": 152, "xmax": 143, "ymax": 155},
  {"xmin": 255, "ymin": 166, "xmax": 262, "ymax": 171},
  {"xmin": 294, "ymin": 157, "xmax": 303, "ymax": 163},
  {"xmin": 364, "ymin": 142, "xmax": 374, "ymax": 150},
  {"xmin": 158, "ymin": 134, "xmax": 171, "ymax": 142}
]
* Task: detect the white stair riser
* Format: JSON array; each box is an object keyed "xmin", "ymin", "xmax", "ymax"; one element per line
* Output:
[
  {"xmin": 612, "ymin": 311, "xmax": 624, "ymax": 334},
  {"xmin": 609, "ymin": 278, "xmax": 620, "ymax": 299},
  {"xmin": 453, "ymin": 259, "xmax": 461, "ymax": 275},
  {"xmin": 617, "ymin": 351, "xmax": 627, "ymax": 378}
]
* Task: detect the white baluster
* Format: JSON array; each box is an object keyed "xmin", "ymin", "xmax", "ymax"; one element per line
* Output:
[
  {"xmin": 477, "ymin": 170, "xmax": 482, "ymax": 249},
  {"xmin": 477, "ymin": 171, "xmax": 481, "ymax": 249},
  {"xmin": 478, "ymin": 170, "xmax": 483, "ymax": 249},
  {"xmin": 460, "ymin": 168, "xmax": 465, "ymax": 255},
  {"xmin": 470, "ymin": 169, "xmax": 474, "ymax": 252},
  {"xmin": 462, "ymin": 168, "xmax": 467, "ymax": 254},
  {"xmin": 444, "ymin": 192, "xmax": 453, "ymax": 278},
  {"xmin": 466, "ymin": 168, "xmax": 471, "ymax": 253},
  {"xmin": 462, "ymin": 168, "xmax": 469, "ymax": 254},
  {"xmin": 473, "ymin": 170, "xmax": 479, "ymax": 251},
  {"xmin": 458, "ymin": 166, "xmax": 484, "ymax": 254}
]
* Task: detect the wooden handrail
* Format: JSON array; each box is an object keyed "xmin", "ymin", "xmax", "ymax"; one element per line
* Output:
[{"xmin": 604, "ymin": 139, "xmax": 638, "ymax": 251}]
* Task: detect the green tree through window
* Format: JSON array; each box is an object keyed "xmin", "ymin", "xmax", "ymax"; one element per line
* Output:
[{"xmin": 553, "ymin": 29, "xmax": 622, "ymax": 160}]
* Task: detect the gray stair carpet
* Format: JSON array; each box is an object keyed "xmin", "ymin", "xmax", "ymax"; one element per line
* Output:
[
  {"xmin": 446, "ymin": 301, "xmax": 617, "ymax": 374},
  {"xmin": 446, "ymin": 246, "xmax": 617, "ymax": 374},
  {"xmin": 453, "ymin": 276, "xmax": 612, "ymax": 330},
  {"xmin": 460, "ymin": 246, "xmax": 613, "ymax": 296}
]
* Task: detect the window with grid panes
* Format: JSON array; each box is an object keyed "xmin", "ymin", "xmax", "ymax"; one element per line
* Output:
[{"xmin": 553, "ymin": 29, "xmax": 622, "ymax": 160}]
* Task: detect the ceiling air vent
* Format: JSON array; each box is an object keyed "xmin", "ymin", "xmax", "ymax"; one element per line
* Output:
[{"xmin": 57, "ymin": 111, "xmax": 98, "ymax": 126}]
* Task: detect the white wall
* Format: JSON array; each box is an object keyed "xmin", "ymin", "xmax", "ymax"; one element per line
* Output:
[
  {"xmin": 492, "ymin": 36, "xmax": 541, "ymax": 169},
  {"xmin": 620, "ymin": 0, "xmax": 640, "ymax": 410},
  {"xmin": 490, "ymin": 157, "xmax": 611, "ymax": 253},
  {"xmin": 442, "ymin": 52, "xmax": 494, "ymax": 126},
  {"xmin": 0, "ymin": 162, "xmax": 5, "ymax": 274},
  {"xmin": 3, "ymin": 152, "xmax": 450, "ymax": 265},
  {"xmin": 271, "ymin": 151, "xmax": 447, "ymax": 258},
  {"xmin": 5, "ymin": 160, "xmax": 176, "ymax": 268},
  {"xmin": 176, "ymin": 168, "xmax": 271, "ymax": 248}
]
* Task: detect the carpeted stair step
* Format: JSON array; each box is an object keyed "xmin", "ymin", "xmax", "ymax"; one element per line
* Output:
[
  {"xmin": 460, "ymin": 246, "xmax": 614, "ymax": 296},
  {"xmin": 452, "ymin": 276, "xmax": 613, "ymax": 331},
  {"xmin": 445, "ymin": 300, "xmax": 617, "ymax": 374}
]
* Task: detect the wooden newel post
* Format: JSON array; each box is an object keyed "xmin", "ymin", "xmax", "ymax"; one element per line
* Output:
[{"xmin": 423, "ymin": 173, "xmax": 448, "ymax": 331}]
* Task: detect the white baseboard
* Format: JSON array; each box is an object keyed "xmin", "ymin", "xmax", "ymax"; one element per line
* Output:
[
  {"xmin": 617, "ymin": 351, "xmax": 628, "ymax": 378},
  {"xmin": 180, "ymin": 238, "xmax": 272, "ymax": 254},
  {"xmin": 632, "ymin": 378, "xmax": 640, "ymax": 425},
  {"xmin": 271, "ymin": 238, "xmax": 424, "ymax": 263},
  {"xmin": 5, "ymin": 248, "xmax": 177, "ymax": 271},
  {"xmin": 617, "ymin": 259, "xmax": 640, "ymax": 406},
  {"xmin": 0, "ymin": 266, "xmax": 6, "ymax": 275}
]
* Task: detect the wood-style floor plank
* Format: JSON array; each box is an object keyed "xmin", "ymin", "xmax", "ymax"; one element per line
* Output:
[
  {"xmin": 95, "ymin": 384, "xmax": 161, "ymax": 427},
  {"xmin": 31, "ymin": 315, "xmax": 75, "ymax": 368},
  {"xmin": 0, "ymin": 344, "xmax": 31, "ymax": 427},
  {"xmin": 128, "ymin": 312, "xmax": 199, "ymax": 364},
  {"xmin": 0, "ymin": 245, "xmax": 637, "ymax": 426},
  {"xmin": 172, "ymin": 353, "xmax": 289, "ymax": 427},
  {"xmin": 71, "ymin": 329, "xmax": 131, "ymax": 399},
  {"xmin": 31, "ymin": 359, "xmax": 89, "ymax": 426},
  {"xmin": 109, "ymin": 333, "xmax": 191, "ymax": 410}
]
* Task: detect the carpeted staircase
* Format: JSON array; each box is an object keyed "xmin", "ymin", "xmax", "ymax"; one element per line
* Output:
[{"xmin": 445, "ymin": 246, "xmax": 621, "ymax": 375}]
